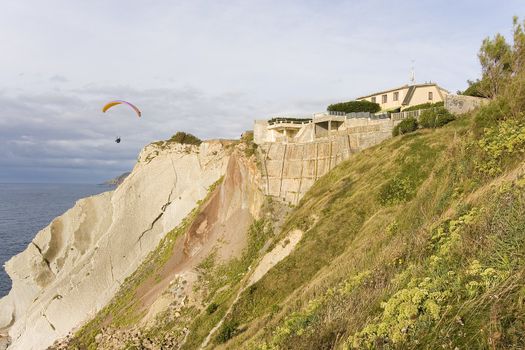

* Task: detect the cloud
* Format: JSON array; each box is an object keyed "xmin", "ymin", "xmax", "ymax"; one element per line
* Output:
[
  {"xmin": 0, "ymin": 85, "xmax": 277, "ymax": 182},
  {"xmin": 1, "ymin": 0, "xmax": 525, "ymax": 182},
  {"xmin": 50, "ymin": 74, "xmax": 68, "ymax": 83}
]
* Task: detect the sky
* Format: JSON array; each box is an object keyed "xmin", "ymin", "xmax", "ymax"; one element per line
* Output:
[{"xmin": 1, "ymin": 0, "xmax": 524, "ymax": 183}]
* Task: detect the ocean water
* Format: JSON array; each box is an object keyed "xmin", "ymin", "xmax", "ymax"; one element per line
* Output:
[{"xmin": 0, "ymin": 183, "xmax": 111, "ymax": 298}]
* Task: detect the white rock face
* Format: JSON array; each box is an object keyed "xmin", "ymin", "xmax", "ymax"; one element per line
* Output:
[{"xmin": 0, "ymin": 140, "xmax": 230, "ymax": 350}]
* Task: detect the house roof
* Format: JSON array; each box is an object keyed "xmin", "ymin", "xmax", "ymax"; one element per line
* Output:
[{"xmin": 356, "ymin": 83, "xmax": 450, "ymax": 100}]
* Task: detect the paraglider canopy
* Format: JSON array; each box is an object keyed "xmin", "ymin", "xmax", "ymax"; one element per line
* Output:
[{"xmin": 102, "ymin": 100, "xmax": 141, "ymax": 117}]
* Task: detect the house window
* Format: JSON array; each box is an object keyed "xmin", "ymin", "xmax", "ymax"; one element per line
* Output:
[
  {"xmin": 393, "ymin": 91, "xmax": 399, "ymax": 101},
  {"xmin": 382, "ymin": 94, "xmax": 387, "ymax": 103},
  {"xmin": 371, "ymin": 97, "xmax": 376, "ymax": 103},
  {"xmin": 428, "ymin": 91, "xmax": 433, "ymax": 100}
]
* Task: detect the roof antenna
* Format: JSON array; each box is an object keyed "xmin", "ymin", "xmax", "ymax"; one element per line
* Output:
[{"xmin": 409, "ymin": 60, "xmax": 416, "ymax": 85}]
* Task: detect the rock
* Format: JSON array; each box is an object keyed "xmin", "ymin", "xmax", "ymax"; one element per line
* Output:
[
  {"xmin": 94, "ymin": 333, "xmax": 102, "ymax": 343},
  {"xmin": 0, "ymin": 336, "xmax": 11, "ymax": 350},
  {"xmin": 0, "ymin": 141, "xmax": 231, "ymax": 350}
]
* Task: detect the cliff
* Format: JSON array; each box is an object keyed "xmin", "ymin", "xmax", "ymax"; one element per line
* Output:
[{"xmin": 0, "ymin": 139, "xmax": 232, "ymax": 350}]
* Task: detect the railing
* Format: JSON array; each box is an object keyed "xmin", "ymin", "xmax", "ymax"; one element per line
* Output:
[
  {"xmin": 268, "ymin": 107, "xmax": 431, "ymax": 129},
  {"xmin": 268, "ymin": 117, "xmax": 312, "ymax": 125},
  {"xmin": 328, "ymin": 111, "xmax": 346, "ymax": 116},
  {"xmin": 390, "ymin": 109, "xmax": 429, "ymax": 121},
  {"xmin": 328, "ymin": 111, "xmax": 390, "ymax": 119}
]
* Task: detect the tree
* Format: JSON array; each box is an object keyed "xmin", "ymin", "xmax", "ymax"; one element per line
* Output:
[
  {"xmin": 512, "ymin": 16, "xmax": 525, "ymax": 74},
  {"xmin": 459, "ymin": 80, "xmax": 486, "ymax": 98},
  {"xmin": 478, "ymin": 33, "xmax": 512, "ymax": 98},
  {"xmin": 327, "ymin": 100, "xmax": 380, "ymax": 113}
]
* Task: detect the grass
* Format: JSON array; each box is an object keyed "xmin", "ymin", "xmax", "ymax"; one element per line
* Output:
[{"xmin": 215, "ymin": 113, "xmax": 525, "ymax": 349}]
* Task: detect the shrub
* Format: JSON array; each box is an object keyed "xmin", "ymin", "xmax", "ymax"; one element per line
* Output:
[
  {"xmin": 402, "ymin": 101, "xmax": 444, "ymax": 112},
  {"xmin": 459, "ymin": 80, "xmax": 486, "ymax": 97},
  {"xmin": 327, "ymin": 100, "xmax": 380, "ymax": 113},
  {"xmin": 475, "ymin": 119, "xmax": 525, "ymax": 176},
  {"xmin": 215, "ymin": 320, "xmax": 239, "ymax": 343},
  {"xmin": 168, "ymin": 132, "xmax": 202, "ymax": 145},
  {"xmin": 419, "ymin": 107, "xmax": 455, "ymax": 128},
  {"xmin": 379, "ymin": 176, "xmax": 415, "ymax": 205},
  {"xmin": 472, "ymin": 98, "xmax": 510, "ymax": 136},
  {"xmin": 241, "ymin": 131, "xmax": 258, "ymax": 157},
  {"xmin": 206, "ymin": 302, "xmax": 219, "ymax": 314},
  {"xmin": 392, "ymin": 117, "xmax": 418, "ymax": 136}
]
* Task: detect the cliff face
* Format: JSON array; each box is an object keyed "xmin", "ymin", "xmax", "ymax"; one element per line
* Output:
[
  {"xmin": 61, "ymin": 144, "xmax": 266, "ymax": 349},
  {"xmin": 0, "ymin": 140, "xmax": 231, "ymax": 350}
]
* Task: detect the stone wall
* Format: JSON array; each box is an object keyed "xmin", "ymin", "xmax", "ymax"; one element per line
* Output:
[{"xmin": 445, "ymin": 94, "xmax": 488, "ymax": 115}]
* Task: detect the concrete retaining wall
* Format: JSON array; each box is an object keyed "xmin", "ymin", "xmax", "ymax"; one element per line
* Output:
[
  {"xmin": 445, "ymin": 94, "xmax": 488, "ymax": 114},
  {"xmin": 258, "ymin": 118, "xmax": 396, "ymax": 204}
]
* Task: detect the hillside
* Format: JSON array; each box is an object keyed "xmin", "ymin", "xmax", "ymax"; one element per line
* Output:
[
  {"xmin": 46, "ymin": 103, "xmax": 524, "ymax": 350},
  {"xmin": 223, "ymin": 115, "xmax": 525, "ymax": 349}
]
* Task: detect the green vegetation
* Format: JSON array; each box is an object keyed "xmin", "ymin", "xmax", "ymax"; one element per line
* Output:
[
  {"xmin": 392, "ymin": 106, "xmax": 455, "ymax": 138},
  {"xmin": 458, "ymin": 79, "xmax": 486, "ymax": 97},
  {"xmin": 392, "ymin": 117, "xmax": 418, "ymax": 136},
  {"xmin": 419, "ymin": 106, "xmax": 455, "ymax": 128},
  {"xmin": 474, "ymin": 119, "xmax": 525, "ymax": 176},
  {"xmin": 206, "ymin": 302, "xmax": 219, "ymax": 314},
  {"xmin": 241, "ymin": 130, "xmax": 258, "ymax": 157},
  {"xmin": 402, "ymin": 101, "xmax": 444, "ymax": 112},
  {"xmin": 168, "ymin": 131, "xmax": 202, "ymax": 145},
  {"xmin": 327, "ymin": 100, "xmax": 381, "ymax": 113},
  {"xmin": 216, "ymin": 320, "xmax": 240, "ymax": 343},
  {"xmin": 461, "ymin": 16, "xmax": 525, "ymax": 99}
]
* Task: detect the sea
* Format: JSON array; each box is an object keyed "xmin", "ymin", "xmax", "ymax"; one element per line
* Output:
[{"xmin": 0, "ymin": 183, "xmax": 112, "ymax": 298}]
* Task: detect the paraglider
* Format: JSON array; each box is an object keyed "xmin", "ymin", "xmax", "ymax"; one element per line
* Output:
[
  {"xmin": 102, "ymin": 100, "xmax": 141, "ymax": 143},
  {"xmin": 102, "ymin": 100, "xmax": 141, "ymax": 117}
]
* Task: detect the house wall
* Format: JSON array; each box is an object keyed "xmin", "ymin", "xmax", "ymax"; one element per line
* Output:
[
  {"xmin": 358, "ymin": 87, "xmax": 409, "ymax": 111},
  {"xmin": 404, "ymin": 85, "xmax": 448, "ymax": 109},
  {"xmin": 357, "ymin": 85, "xmax": 449, "ymax": 111}
]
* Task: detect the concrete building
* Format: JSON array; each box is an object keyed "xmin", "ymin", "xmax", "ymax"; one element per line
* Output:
[
  {"xmin": 356, "ymin": 83, "xmax": 449, "ymax": 111},
  {"xmin": 254, "ymin": 117, "xmax": 312, "ymax": 144}
]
